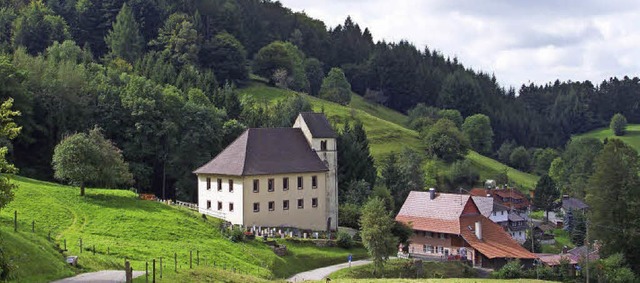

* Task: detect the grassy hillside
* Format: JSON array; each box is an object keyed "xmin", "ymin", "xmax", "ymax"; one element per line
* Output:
[
  {"xmin": 328, "ymin": 259, "xmax": 475, "ymax": 279},
  {"xmin": 312, "ymin": 279, "xmax": 553, "ymax": 283},
  {"xmin": 239, "ymin": 82, "xmax": 539, "ymax": 190},
  {"xmin": 0, "ymin": 226, "xmax": 75, "ymax": 282},
  {"xmin": 0, "ymin": 176, "xmax": 366, "ymax": 282},
  {"xmin": 575, "ymin": 124, "xmax": 640, "ymax": 152}
]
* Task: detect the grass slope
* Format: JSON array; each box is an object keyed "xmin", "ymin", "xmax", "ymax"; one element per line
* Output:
[
  {"xmin": 328, "ymin": 259, "xmax": 475, "ymax": 279},
  {"xmin": 239, "ymin": 82, "xmax": 539, "ymax": 190},
  {"xmin": 311, "ymin": 279, "xmax": 552, "ymax": 283},
  {"xmin": 0, "ymin": 176, "xmax": 366, "ymax": 282},
  {"xmin": 575, "ymin": 124, "xmax": 640, "ymax": 152},
  {"xmin": 0, "ymin": 226, "xmax": 75, "ymax": 282}
]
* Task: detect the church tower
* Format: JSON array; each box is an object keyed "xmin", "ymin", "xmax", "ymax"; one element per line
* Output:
[{"xmin": 293, "ymin": 113, "xmax": 338, "ymax": 231}]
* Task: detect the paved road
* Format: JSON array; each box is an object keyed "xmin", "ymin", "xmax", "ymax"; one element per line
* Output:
[
  {"xmin": 52, "ymin": 270, "xmax": 146, "ymax": 283},
  {"xmin": 287, "ymin": 259, "xmax": 372, "ymax": 282}
]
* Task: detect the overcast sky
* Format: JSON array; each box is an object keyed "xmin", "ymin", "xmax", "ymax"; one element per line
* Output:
[{"xmin": 279, "ymin": 0, "xmax": 640, "ymax": 88}]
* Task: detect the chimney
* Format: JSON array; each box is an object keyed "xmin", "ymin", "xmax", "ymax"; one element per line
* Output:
[
  {"xmin": 429, "ymin": 188, "xmax": 436, "ymax": 200},
  {"xmin": 475, "ymin": 221, "xmax": 482, "ymax": 240},
  {"xmin": 486, "ymin": 194, "xmax": 491, "ymax": 198},
  {"xmin": 562, "ymin": 245, "xmax": 568, "ymax": 254}
]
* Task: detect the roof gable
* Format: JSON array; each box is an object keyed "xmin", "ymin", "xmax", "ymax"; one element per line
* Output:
[
  {"xmin": 460, "ymin": 215, "xmax": 536, "ymax": 259},
  {"xmin": 194, "ymin": 128, "xmax": 328, "ymax": 176},
  {"xmin": 396, "ymin": 192, "xmax": 479, "ymax": 234},
  {"xmin": 299, "ymin": 112, "xmax": 337, "ymax": 138}
]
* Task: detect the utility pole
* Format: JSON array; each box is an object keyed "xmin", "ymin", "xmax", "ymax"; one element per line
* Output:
[{"xmin": 585, "ymin": 219, "xmax": 589, "ymax": 283}]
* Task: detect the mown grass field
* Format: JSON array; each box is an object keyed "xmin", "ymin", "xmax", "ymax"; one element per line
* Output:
[
  {"xmin": 239, "ymin": 82, "xmax": 539, "ymax": 190},
  {"xmin": 574, "ymin": 124, "xmax": 640, "ymax": 152},
  {"xmin": 328, "ymin": 259, "xmax": 475, "ymax": 280},
  {"xmin": 0, "ymin": 176, "xmax": 366, "ymax": 282}
]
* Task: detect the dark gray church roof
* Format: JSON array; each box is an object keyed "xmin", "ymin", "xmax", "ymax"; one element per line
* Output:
[
  {"xmin": 193, "ymin": 128, "xmax": 328, "ymax": 176},
  {"xmin": 299, "ymin": 112, "xmax": 337, "ymax": 138}
]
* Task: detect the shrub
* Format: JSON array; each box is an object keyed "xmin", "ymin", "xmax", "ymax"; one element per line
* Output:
[
  {"xmin": 336, "ymin": 231, "xmax": 354, "ymax": 249},
  {"xmin": 491, "ymin": 260, "xmax": 525, "ymax": 279},
  {"xmin": 227, "ymin": 226, "xmax": 245, "ymax": 243},
  {"xmin": 610, "ymin": 113, "xmax": 627, "ymax": 136}
]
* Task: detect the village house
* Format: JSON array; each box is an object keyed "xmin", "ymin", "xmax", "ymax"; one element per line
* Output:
[
  {"xmin": 472, "ymin": 196, "xmax": 528, "ymax": 243},
  {"xmin": 470, "ymin": 187, "xmax": 530, "ymax": 211},
  {"xmin": 561, "ymin": 196, "xmax": 589, "ymax": 214},
  {"xmin": 396, "ymin": 189, "xmax": 536, "ymax": 269},
  {"xmin": 193, "ymin": 113, "xmax": 338, "ymax": 231},
  {"xmin": 537, "ymin": 245, "xmax": 600, "ymax": 276}
]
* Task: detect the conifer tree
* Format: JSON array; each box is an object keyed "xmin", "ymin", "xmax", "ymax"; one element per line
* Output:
[{"xmin": 105, "ymin": 3, "xmax": 144, "ymax": 63}]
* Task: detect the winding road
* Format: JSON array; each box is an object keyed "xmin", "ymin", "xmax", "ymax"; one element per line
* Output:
[
  {"xmin": 287, "ymin": 259, "xmax": 372, "ymax": 282},
  {"xmin": 51, "ymin": 270, "xmax": 146, "ymax": 283}
]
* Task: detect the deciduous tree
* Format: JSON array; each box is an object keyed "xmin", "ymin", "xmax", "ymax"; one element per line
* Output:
[
  {"xmin": 52, "ymin": 127, "xmax": 132, "ymax": 196},
  {"xmin": 422, "ymin": 118, "xmax": 469, "ymax": 162},
  {"xmin": 610, "ymin": 113, "xmax": 627, "ymax": 136},
  {"xmin": 533, "ymin": 175, "xmax": 559, "ymax": 221},
  {"xmin": 462, "ymin": 114, "xmax": 494, "ymax": 155},
  {"xmin": 11, "ymin": 1, "xmax": 70, "ymax": 55},
  {"xmin": 319, "ymin": 67, "xmax": 352, "ymax": 105},
  {"xmin": 360, "ymin": 197, "xmax": 396, "ymax": 276},
  {"xmin": 0, "ymin": 98, "xmax": 21, "ymax": 210}
]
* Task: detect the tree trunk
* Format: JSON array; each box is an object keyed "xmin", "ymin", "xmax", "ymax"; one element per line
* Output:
[{"xmin": 80, "ymin": 182, "xmax": 85, "ymax": 196}]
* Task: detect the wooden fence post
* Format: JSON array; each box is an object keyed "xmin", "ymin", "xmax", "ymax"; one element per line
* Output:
[
  {"xmin": 93, "ymin": 245, "xmax": 95, "ymax": 255},
  {"xmin": 160, "ymin": 257, "xmax": 163, "ymax": 278},
  {"xmin": 145, "ymin": 261, "xmax": 149, "ymax": 283},
  {"xmin": 196, "ymin": 250, "xmax": 199, "ymax": 266},
  {"xmin": 79, "ymin": 238, "xmax": 83, "ymax": 253},
  {"xmin": 174, "ymin": 252, "xmax": 177, "ymax": 272},
  {"xmin": 189, "ymin": 251, "xmax": 192, "ymax": 269},
  {"xmin": 32, "ymin": 220, "xmax": 35, "ymax": 232},
  {"xmin": 14, "ymin": 210, "xmax": 17, "ymax": 232},
  {"xmin": 152, "ymin": 259, "xmax": 156, "ymax": 283},
  {"xmin": 64, "ymin": 239, "xmax": 67, "ymax": 251}
]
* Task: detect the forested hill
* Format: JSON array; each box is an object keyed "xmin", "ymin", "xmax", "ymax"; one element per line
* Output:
[{"xmin": 1, "ymin": 0, "xmax": 639, "ymax": 200}]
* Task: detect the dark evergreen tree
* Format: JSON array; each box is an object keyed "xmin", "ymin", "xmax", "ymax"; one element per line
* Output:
[{"xmin": 105, "ymin": 3, "xmax": 144, "ymax": 63}]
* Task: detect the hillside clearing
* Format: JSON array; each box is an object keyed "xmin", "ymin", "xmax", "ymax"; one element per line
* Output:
[
  {"xmin": 0, "ymin": 176, "xmax": 366, "ymax": 282},
  {"xmin": 575, "ymin": 124, "xmax": 640, "ymax": 152},
  {"xmin": 239, "ymin": 82, "xmax": 539, "ymax": 190}
]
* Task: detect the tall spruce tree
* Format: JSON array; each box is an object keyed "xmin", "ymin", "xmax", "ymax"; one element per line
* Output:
[
  {"xmin": 586, "ymin": 139, "xmax": 640, "ymax": 272},
  {"xmin": 105, "ymin": 3, "xmax": 144, "ymax": 63},
  {"xmin": 337, "ymin": 121, "xmax": 376, "ymax": 202}
]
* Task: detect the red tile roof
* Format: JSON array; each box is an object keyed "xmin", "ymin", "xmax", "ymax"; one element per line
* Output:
[
  {"xmin": 470, "ymin": 188, "xmax": 530, "ymax": 209},
  {"xmin": 460, "ymin": 215, "xmax": 536, "ymax": 259},
  {"xmin": 396, "ymin": 191, "xmax": 535, "ymax": 260}
]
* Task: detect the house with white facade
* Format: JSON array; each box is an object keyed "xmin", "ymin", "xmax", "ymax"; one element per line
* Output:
[
  {"xmin": 193, "ymin": 113, "xmax": 338, "ymax": 231},
  {"xmin": 473, "ymin": 196, "xmax": 527, "ymax": 243}
]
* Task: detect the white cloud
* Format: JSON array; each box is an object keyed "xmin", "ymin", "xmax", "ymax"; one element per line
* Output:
[{"xmin": 279, "ymin": 0, "xmax": 640, "ymax": 88}]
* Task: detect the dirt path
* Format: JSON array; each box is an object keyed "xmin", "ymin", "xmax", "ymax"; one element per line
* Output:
[
  {"xmin": 51, "ymin": 270, "xmax": 146, "ymax": 283},
  {"xmin": 287, "ymin": 259, "xmax": 372, "ymax": 282}
]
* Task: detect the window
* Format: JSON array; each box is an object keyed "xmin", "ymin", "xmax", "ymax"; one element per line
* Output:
[
  {"xmin": 320, "ymin": 140, "xmax": 327, "ymax": 151},
  {"xmin": 268, "ymin": 201, "xmax": 275, "ymax": 211},
  {"xmin": 312, "ymin": 198, "xmax": 318, "ymax": 208},
  {"xmin": 206, "ymin": 178, "xmax": 211, "ymax": 190},
  {"xmin": 268, "ymin": 178, "xmax": 274, "ymax": 192},
  {"xmin": 217, "ymin": 178, "xmax": 222, "ymax": 191},
  {"xmin": 229, "ymin": 179, "xmax": 234, "ymax": 192},
  {"xmin": 217, "ymin": 201, "xmax": 222, "ymax": 211},
  {"xmin": 229, "ymin": 202, "xmax": 234, "ymax": 212},
  {"xmin": 439, "ymin": 233, "xmax": 446, "ymax": 239},
  {"xmin": 423, "ymin": 245, "xmax": 428, "ymax": 253},
  {"xmin": 253, "ymin": 202, "xmax": 260, "ymax": 212},
  {"xmin": 297, "ymin": 176, "xmax": 303, "ymax": 189},
  {"xmin": 312, "ymin": 176, "xmax": 317, "ymax": 189},
  {"xmin": 283, "ymin": 177, "xmax": 289, "ymax": 191},
  {"xmin": 283, "ymin": 200, "xmax": 289, "ymax": 210},
  {"xmin": 297, "ymin": 198, "xmax": 304, "ymax": 209},
  {"xmin": 253, "ymin": 179, "xmax": 259, "ymax": 193},
  {"xmin": 206, "ymin": 200, "xmax": 211, "ymax": 209}
]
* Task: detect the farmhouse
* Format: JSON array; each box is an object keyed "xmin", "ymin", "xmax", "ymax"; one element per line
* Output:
[
  {"xmin": 193, "ymin": 113, "xmax": 338, "ymax": 231},
  {"xmin": 396, "ymin": 189, "xmax": 536, "ymax": 269}
]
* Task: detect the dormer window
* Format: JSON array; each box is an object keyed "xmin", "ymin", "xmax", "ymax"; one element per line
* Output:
[{"xmin": 320, "ymin": 140, "xmax": 327, "ymax": 151}]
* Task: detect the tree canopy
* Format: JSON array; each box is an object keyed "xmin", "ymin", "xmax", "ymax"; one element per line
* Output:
[
  {"xmin": 422, "ymin": 118, "xmax": 469, "ymax": 162},
  {"xmin": 360, "ymin": 197, "xmax": 397, "ymax": 275},
  {"xmin": 52, "ymin": 127, "xmax": 133, "ymax": 196},
  {"xmin": 610, "ymin": 113, "xmax": 627, "ymax": 136},
  {"xmin": 586, "ymin": 139, "xmax": 640, "ymax": 273},
  {"xmin": 533, "ymin": 175, "xmax": 559, "ymax": 221},
  {"xmin": 0, "ymin": 98, "xmax": 21, "ymax": 210},
  {"xmin": 462, "ymin": 113, "xmax": 494, "ymax": 155},
  {"xmin": 319, "ymin": 67, "xmax": 352, "ymax": 105}
]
